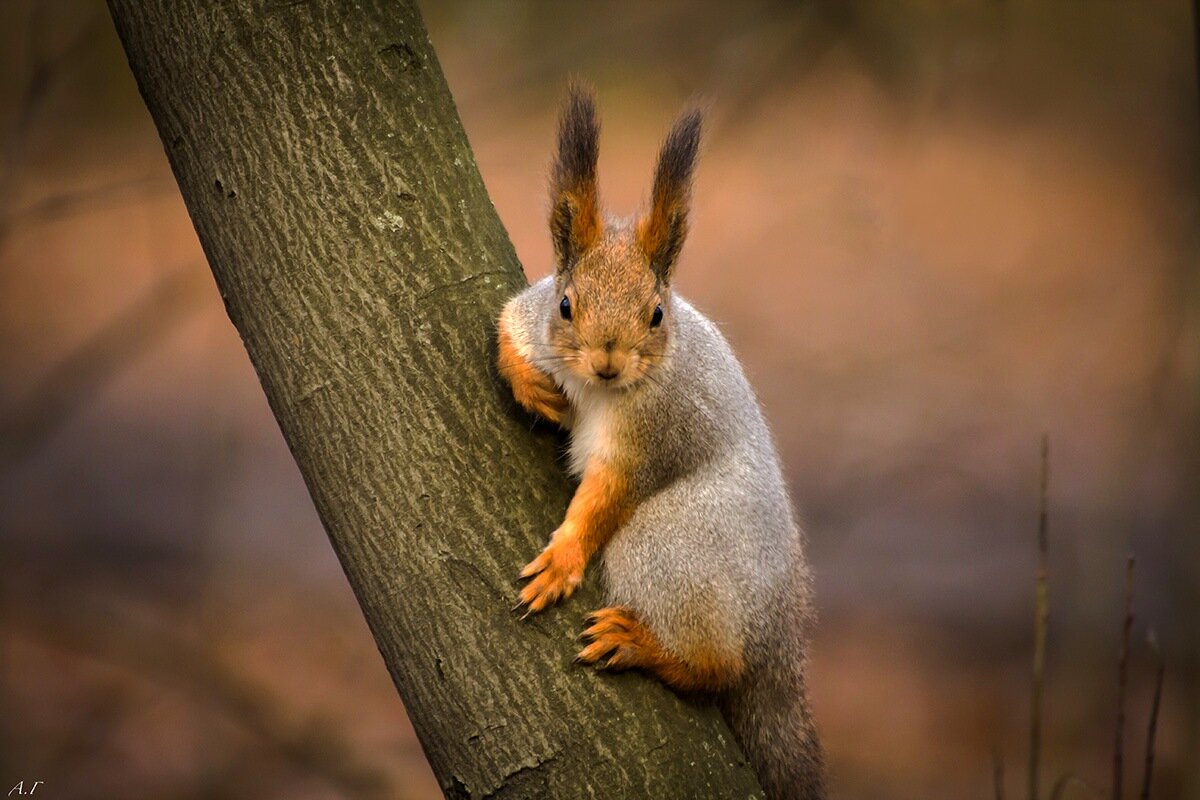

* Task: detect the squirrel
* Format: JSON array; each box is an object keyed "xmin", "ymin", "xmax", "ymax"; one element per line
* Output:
[{"xmin": 496, "ymin": 83, "xmax": 826, "ymax": 800}]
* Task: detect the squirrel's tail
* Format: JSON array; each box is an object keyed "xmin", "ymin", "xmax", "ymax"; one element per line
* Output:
[{"xmin": 722, "ymin": 655, "xmax": 826, "ymax": 800}]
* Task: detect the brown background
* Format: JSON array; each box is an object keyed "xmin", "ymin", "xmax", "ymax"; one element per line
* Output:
[{"xmin": 1, "ymin": 1, "xmax": 1197, "ymax": 798}]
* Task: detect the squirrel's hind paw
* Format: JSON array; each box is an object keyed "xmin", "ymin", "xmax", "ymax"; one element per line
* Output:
[
  {"xmin": 575, "ymin": 607, "xmax": 649, "ymax": 670},
  {"xmin": 576, "ymin": 607, "xmax": 742, "ymax": 693}
]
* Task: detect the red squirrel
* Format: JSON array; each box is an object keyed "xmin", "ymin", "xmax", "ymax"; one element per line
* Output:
[{"xmin": 497, "ymin": 83, "xmax": 825, "ymax": 800}]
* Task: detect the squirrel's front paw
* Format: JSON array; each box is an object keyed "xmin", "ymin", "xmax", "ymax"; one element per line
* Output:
[
  {"xmin": 516, "ymin": 531, "xmax": 585, "ymax": 615},
  {"xmin": 511, "ymin": 370, "xmax": 569, "ymax": 425}
]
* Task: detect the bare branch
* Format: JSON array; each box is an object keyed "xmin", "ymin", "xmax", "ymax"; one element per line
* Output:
[
  {"xmin": 1029, "ymin": 433, "xmax": 1050, "ymax": 800},
  {"xmin": 1114, "ymin": 555, "xmax": 1135, "ymax": 800},
  {"xmin": 1139, "ymin": 631, "xmax": 1165, "ymax": 800}
]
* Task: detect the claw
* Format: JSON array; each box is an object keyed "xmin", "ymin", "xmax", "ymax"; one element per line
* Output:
[
  {"xmin": 575, "ymin": 607, "xmax": 648, "ymax": 670},
  {"xmin": 519, "ymin": 550, "xmax": 549, "ymax": 579},
  {"xmin": 514, "ymin": 534, "xmax": 584, "ymax": 615}
]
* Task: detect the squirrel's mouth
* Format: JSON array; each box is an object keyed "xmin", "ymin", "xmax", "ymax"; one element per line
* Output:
[
  {"xmin": 562, "ymin": 357, "xmax": 649, "ymax": 395},
  {"xmin": 576, "ymin": 352, "xmax": 649, "ymax": 391}
]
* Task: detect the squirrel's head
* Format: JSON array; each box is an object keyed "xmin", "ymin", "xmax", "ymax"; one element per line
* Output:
[{"xmin": 545, "ymin": 82, "xmax": 702, "ymax": 392}]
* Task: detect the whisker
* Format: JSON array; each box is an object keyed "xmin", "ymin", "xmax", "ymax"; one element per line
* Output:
[
  {"xmin": 495, "ymin": 355, "xmax": 577, "ymax": 370},
  {"xmin": 494, "ymin": 353, "xmax": 580, "ymax": 370}
]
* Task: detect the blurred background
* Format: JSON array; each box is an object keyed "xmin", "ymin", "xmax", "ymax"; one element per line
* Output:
[{"xmin": 2, "ymin": 1, "xmax": 1197, "ymax": 798}]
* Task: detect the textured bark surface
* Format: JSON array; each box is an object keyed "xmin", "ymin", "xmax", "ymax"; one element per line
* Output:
[{"xmin": 106, "ymin": 1, "xmax": 763, "ymax": 797}]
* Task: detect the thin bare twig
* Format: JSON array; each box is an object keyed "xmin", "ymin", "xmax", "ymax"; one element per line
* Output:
[
  {"xmin": 994, "ymin": 747, "xmax": 1006, "ymax": 800},
  {"xmin": 1114, "ymin": 555, "xmax": 1135, "ymax": 800},
  {"xmin": 1029, "ymin": 433, "xmax": 1050, "ymax": 800},
  {"xmin": 1139, "ymin": 631, "xmax": 1165, "ymax": 800}
]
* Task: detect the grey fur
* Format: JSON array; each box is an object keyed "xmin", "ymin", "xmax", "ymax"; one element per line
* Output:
[{"xmin": 503, "ymin": 276, "xmax": 826, "ymax": 799}]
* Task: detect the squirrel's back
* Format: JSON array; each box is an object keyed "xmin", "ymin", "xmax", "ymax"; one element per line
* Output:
[{"xmin": 613, "ymin": 294, "xmax": 822, "ymax": 800}]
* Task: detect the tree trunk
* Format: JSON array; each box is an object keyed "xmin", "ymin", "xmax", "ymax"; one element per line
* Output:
[{"xmin": 105, "ymin": 1, "xmax": 764, "ymax": 798}]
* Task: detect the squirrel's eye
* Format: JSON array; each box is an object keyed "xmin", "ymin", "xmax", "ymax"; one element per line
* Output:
[
  {"xmin": 650, "ymin": 304, "xmax": 664, "ymax": 328},
  {"xmin": 559, "ymin": 295, "xmax": 572, "ymax": 321}
]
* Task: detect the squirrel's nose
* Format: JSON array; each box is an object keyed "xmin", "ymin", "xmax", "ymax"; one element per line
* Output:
[{"xmin": 589, "ymin": 349, "xmax": 627, "ymax": 381}]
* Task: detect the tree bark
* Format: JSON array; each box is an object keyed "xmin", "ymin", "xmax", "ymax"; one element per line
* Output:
[{"xmin": 105, "ymin": 2, "xmax": 763, "ymax": 798}]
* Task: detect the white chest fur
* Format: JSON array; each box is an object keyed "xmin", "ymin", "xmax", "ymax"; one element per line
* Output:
[{"xmin": 565, "ymin": 386, "xmax": 616, "ymax": 478}]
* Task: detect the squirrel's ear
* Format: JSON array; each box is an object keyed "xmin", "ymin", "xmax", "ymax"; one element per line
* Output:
[
  {"xmin": 638, "ymin": 106, "xmax": 702, "ymax": 284},
  {"xmin": 549, "ymin": 82, "xmax": 603, "ymax": 274}
]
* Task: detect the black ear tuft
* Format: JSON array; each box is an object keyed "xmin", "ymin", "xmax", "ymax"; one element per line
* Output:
[
  {"xmin": 553, "ymin": 82, "xmax": 600, "ymax": 196},
  {"xmin": 638, "ymin": 106, "xmax": 702, "ymax": 283},
  {"xmin": 653, "ymin": 108, "xmax": 702, "ymax": 209},
  {"xmin": 549, "ymin": 81, "xmax": 603, "ymax": 272}
]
